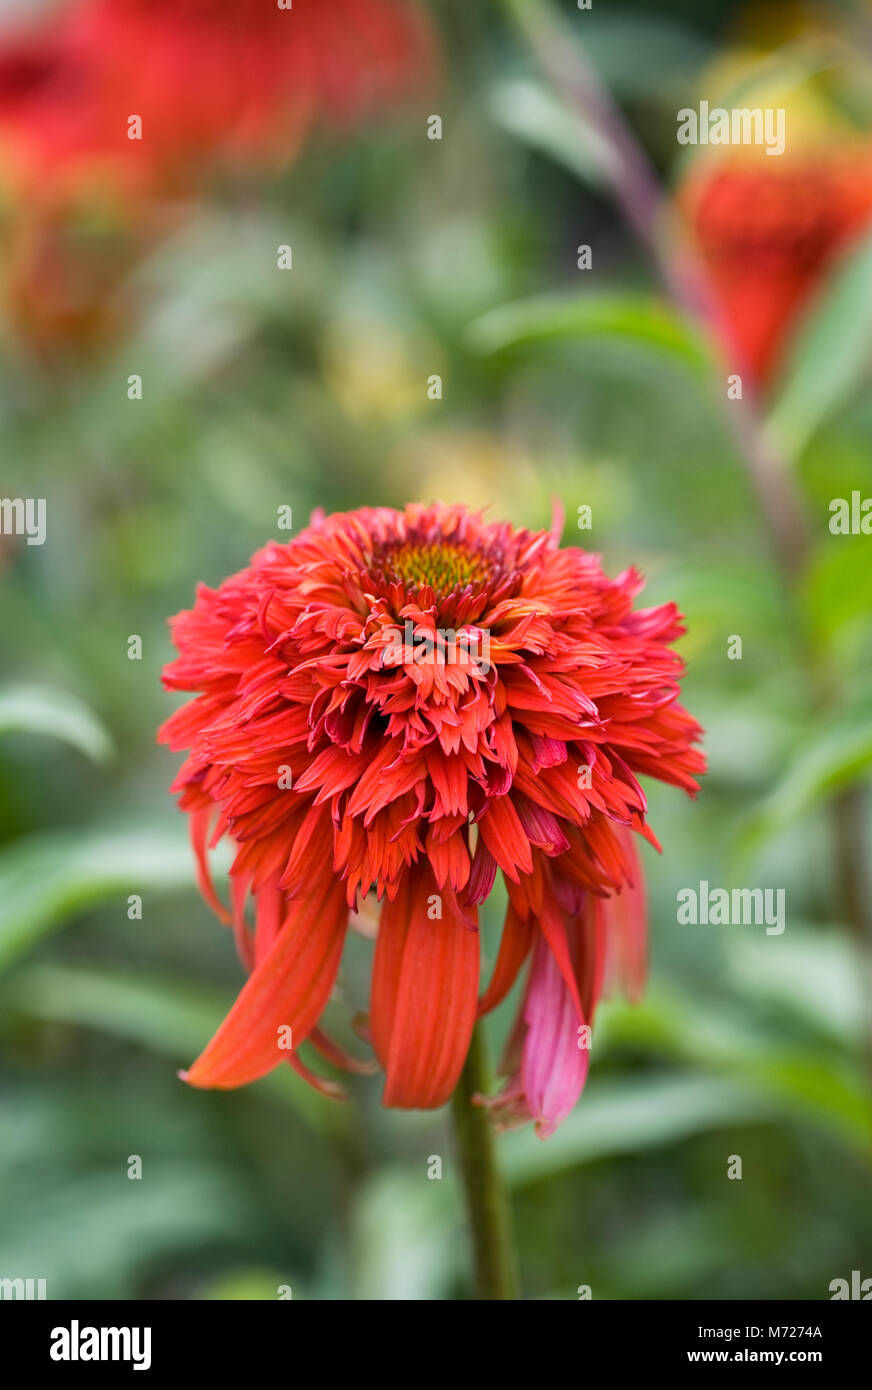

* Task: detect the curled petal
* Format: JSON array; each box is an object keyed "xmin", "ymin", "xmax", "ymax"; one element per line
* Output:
[
  {"xmin": 189, "ymin": 806, "xmax": 230, "ymax": 924},
  {"xmin": 604, "ymin": 826, "xmax": 648, "ymax": 1003},
  {"xmin": 483, "ymin": 930, "xmax": 588, "ymax": 1139},
  {"xmin": 521, "ymin": 933, "xmax": 589, "ymax": 1137}
]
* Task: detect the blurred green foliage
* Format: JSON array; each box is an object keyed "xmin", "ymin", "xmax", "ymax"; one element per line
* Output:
[{"xmin": 1, "ymin": 0, "xmax": 871, "ymax": 1299}]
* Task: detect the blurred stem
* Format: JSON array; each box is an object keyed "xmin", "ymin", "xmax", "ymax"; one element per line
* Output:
[
  {"xmin": 499, "ymin": 0, "xmax": 872, "ymax": 1074},
  {"xmin": 451, "ymin": 1025, "xmax": 518, "ymax": 1299}
]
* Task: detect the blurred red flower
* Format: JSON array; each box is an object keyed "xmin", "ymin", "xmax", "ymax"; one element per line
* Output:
[
  {"xmin": 0, "ymin": 0, "xmax": 434, "ymax": 196},
  {"xmin": 0, "ymin": 0, "xmax": 434, "ymax": 352},
  {"xmin": 160, "ymin": 503, "xmax": 704, "ymax": 1136},
  {"xmin": 682, "ymin": 150, "xmax": 872, "ymax": 386}
]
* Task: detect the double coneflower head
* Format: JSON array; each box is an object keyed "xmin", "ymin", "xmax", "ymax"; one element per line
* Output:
[{"xmin": 160, "ymin": 503, "xmax": 704, "ymax": 1137}]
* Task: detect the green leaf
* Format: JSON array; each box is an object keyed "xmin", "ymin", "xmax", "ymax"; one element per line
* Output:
[
  {"xmin": 350, "ymin": 1165, "xmax": 462, "ymax": 1300},
  {"xmin": 803, "ymin": 540, "xmax": 872, "ymax": 645},
  {"xmin": 736, "ymin": 709, "xmax": 872, "ymax": 858},
  {"xmin": 488, "ymin": 78, "xmax": 611, "ymax": 188},
  {"xmin": 576, "ymin": 11, "xmax": 710, "ymax": 99},
  {"xmin": 0, "ymin": 1162, "xmax": 256, "ymax": 1299},
  {"xmin": 768, "ymin": 229, "xmax": 872, "ymax": 459},
  {"xmin": 8, "ymin": 963, "xmax": 351, "ymax": 1134},
  {"xmin": 468, "ymin": 291, "xmax": 712, "ymax": 370},
  {"xmin": 11, "ymin": 962, "xmax": 233, "ymax": 1058},
  {"xmin": 596, "ymin": 988, "xmax": 872, "ymax": 1152},
  {"xmin": 664, "ymin": 560, "xmax": 788, "ymax": 637},
  {"xmin": 0, "ymin": 685, "xmax": 114, "ymax": 763},
  {"xmin": 198, "ymin": 1267, "xmax": 297, "ymax": 1300},
  {"xmin": 726, "ymin": 927, "xmax": 864, "ymax": 1047},
  {"xmin": 0, "ymin": 824, "xmax": 202, "ymax": 972},
  {"xmin": 689, "ymin": 696, "xmax": 797, "ymax": 788}
]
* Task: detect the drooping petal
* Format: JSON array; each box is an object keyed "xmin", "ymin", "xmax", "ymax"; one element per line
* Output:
[
  {"xmin": 482, "ymin": 928, "xmax": 588, "ymax": 1138},
  {"xmin": 252, "ymin": 877, "xmax": 283, "ymax": 965},
  {"xmin": 535, "ymin": 883, "xmax": 585, "ymax": 1023},
  {"xmin": 604, "ymin": 826, "xmax": 648, "ymax": 1002},
  {"xmin": 369, "ymin": 871, "xmax": 413, "ymax": 1068},
  {"xmin": 189, "ymin": 805, "xmax": 230, "ymax": 924},
  {"xmin": 381, "ymin": 865, "xmax": 480, "ymax": 1108},
  {"xmin": 182, "ymin": 885, "xmax": 348, "ymax": 1089},
  {"xmin": 520, "ymin": 932, "xmax": 589, "ymax": 1138}
]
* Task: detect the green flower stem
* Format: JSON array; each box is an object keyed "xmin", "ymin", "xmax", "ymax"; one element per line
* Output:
[{"xmin": 451, "ymin": 1024, "xmax": 518, "ymax": 1300}]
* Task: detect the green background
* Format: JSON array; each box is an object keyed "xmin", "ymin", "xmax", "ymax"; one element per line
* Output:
[{"xmin": 1, "ymin": 0, "xmax": 871, "ymax": 1299}]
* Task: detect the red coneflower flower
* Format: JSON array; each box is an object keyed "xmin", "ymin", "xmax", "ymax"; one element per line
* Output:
[
  {"xmin": 0, "ymin": 0, "xmax": 434, "ymax": 196},
  {"xmin": 0, "ymin": 0, "xmax": 433, "ymax": 353},
  {"xmin": 159, "ymin": 504, "xmax": 704, "ymax": 1136},
  {"xmin": 682, "ymin": 149, "xmax": 872, "ymax": 386}
]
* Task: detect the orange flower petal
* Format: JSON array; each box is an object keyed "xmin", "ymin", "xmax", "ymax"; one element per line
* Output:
[
  {"xmin": 182, "ymin": 886, "xmax": 347, "ymax": 1089},
  {"xmin": 382, "ymin": 866, "xmax": 480, "ymax": 1108}
]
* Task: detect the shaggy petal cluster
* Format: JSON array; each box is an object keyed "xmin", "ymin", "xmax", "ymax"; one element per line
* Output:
[
  {"xmin": 682, "ymin": 149, "xmax": 872, "ymax": 385},
  {"xmin": 160, "ymin": 503, "xmax": 704, "ymax": 1135},
  {"xmin": 0, "ymin": 0, "xmax": 434, "ymax": 196}
]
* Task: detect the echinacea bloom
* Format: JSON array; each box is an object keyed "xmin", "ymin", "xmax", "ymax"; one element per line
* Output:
[
  {"xmin": 160, "ymin": 504, "xmax": 704, "ymax": 1136},
  {"xmin": 681, "ymin": 148, "xmax": 872, "ymax": 386},
  {"xmin": 0, "ymin": 0, "xmax": 434, "ymax": 198}
]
